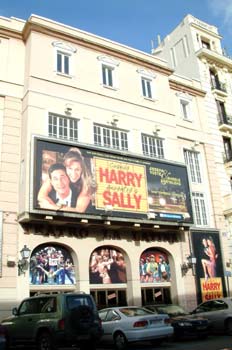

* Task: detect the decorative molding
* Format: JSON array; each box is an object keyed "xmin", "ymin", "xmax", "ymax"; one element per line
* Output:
[
  {"xmin": 97, "ymin": 55, "xmax": 120, "ymax": 66},
  {"xmin": 52, "ymin": 41, "xmax": 77, "ymax": 53}
]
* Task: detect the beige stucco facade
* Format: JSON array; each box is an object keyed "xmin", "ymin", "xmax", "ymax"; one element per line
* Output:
[{"xmin": 0, "ymin": 14, "xmax": 230, "ymax": 320}]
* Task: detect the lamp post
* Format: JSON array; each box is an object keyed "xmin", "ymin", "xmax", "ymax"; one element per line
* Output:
[{"xmin": 18, "ymin": 245, "xmax": 31, "ymax": 276}]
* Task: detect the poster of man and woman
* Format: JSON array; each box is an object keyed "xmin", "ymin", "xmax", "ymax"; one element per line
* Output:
[
  {"xmin": 33, "ymin": 138, "xmax": 193, "ymax": 223},
  {"xmin": 191, "ymin": 231, "xmax": 226, "ymax": 302}
]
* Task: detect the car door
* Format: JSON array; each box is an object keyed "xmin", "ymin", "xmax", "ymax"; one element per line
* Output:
[
  {"xmin": 193, "ymin": 299, "xmax": 227, "ymax": 332},
  {"xmin": 99, "ymin": 309, "xmax": 121, "ymax": 343},
  {"xmin": 11, "ymin": 299, "xmax": 39, "ymax": 341}
]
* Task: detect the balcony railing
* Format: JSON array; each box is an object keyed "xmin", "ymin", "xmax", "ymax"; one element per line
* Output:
[
  {"xmin": 223, "ymin": 152, "xmax": 232, "ymax": 163},
  {"xmin": 218, "ymin": 114, "xmax": 232, "ymax": 127},
  {"xmin": 211, "ymin": 81, "xmax": 227, "ymax": 93}
]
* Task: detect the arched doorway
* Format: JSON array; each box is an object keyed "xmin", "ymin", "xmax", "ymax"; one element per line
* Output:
[
  {"xmin": 89, "ymin": 246, "xmax": 127, "ymax": 309},
  {"xmin": 140, "ymin": 248, "xmax": 172, "ymax": 305}
]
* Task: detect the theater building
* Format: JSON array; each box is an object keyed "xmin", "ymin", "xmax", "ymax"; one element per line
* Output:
[{"xmin": 0, "ymin": 14, "xmax": 229, "ymax": 318}]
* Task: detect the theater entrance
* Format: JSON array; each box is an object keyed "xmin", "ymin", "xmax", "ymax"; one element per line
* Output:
[
  {"xmin": 90, "ymin": 289, "xmax": 127, "ymax": 309},
  {"xmin": 141, "ymin": 287, "xmax": 171, "ymax": 305}
]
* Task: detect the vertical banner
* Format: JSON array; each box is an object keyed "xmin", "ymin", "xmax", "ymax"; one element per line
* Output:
[{"xmin": 191, "ymin": 230, "xmax": 226, "ymax": 303}]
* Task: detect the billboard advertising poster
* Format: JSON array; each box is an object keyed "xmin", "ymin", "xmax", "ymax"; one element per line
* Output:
[
  {"xmin": 191, "ymin": 231, "xmax": 226, "ymax": 303},
  {"xmin": 89, "ymin": 247, "xmax": 126, "ymax": 284},
  {"xmin": 33, "ymin": 138, "xmax": 193, "ymax": 222},
  {"xmin": 30, "ymin": 244, "xmax": 75, "ymax": 285},
  {"xmin": 140, "ymin": 249, "xmax": 171, "ymax": 283}
]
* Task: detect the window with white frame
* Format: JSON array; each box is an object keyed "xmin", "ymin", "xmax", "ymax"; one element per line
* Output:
[
  {"xmin": 141, "ymin": 77, "xmax": 152, "ymax": 98},
  {"xmin": 192, "ymin": 192, "xmax": 208, "ymax": 226},
  {"xmin": 97, "ymin": 55, "xmax": 119, "ymax": 89},
  {"xmin": 141, "ymin": 134, "xmax": 164, "ymax": 159},
  {"xmin": 94, "ymin": 124, "xmax": 128, "ymax": 150},
  {"xmin": 48, "ymin": 113, "xmax": 78, "ymax": 141},
  {"xmin": 137, "ymin": 68, "xmax": 156, "ymax": 100},
  {"xmin": 57, "ymin": 51, "xmax": 70, "ymax": 75},
  {"xmin": 176, "ymin": 92, "xmax": 192, "ymax": 121},
  {"xmin": 184, "ymin": 149, "xmax": 202, "ymax": 183},
  {"xmin": 52, "ymin": 41, "xmax": 76, "ymax": 76},
  {"xmin": 102, "ymin": 65, "xmax": 114, "ymax": 87}
]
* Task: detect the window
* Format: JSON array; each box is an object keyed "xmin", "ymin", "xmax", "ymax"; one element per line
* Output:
[
  {"xmin": 201, "ymin": 39, "xmax": 210, "ymax": 50},
  {"xmin": 216, "ymin": 100, "xmax": 227, "ymax": 125},
  {"xmin": 98, "ymin": 55, "xmax": 119, "ymax": 89},
  {"xmin": 142, "ymin": 134, "xmax": 164, "ymax": 159},
  {"xmin": 223, "ymin": 136, "xmax": 232, "ymax": 162},
  {"xmin": 141, "ymin": 77, "xmax": 152, "ymax": 98},
  {"xmin": 102, "ymin": 65, "xmax": 114, "ymax": 87},
  {"xmin": 48, "ymin": 113, "xmax": 78, "ymax": 141},
  {"xmin": 176, "ymin": 92, "xmax": 192, "ymax": 121},
  {"xmin": 180, "ymin": 99, "xmax": 191, "ymax": 120},
  {"xmin": 137, "ymin": 68, "xmax": 156, "ymax": 100},
  {"xmin": 94, "ymin": 124, "xmax": 128, "ymax": 151},
  {"xmin": 192, "ymin": 192, "xmax": 208, "ymax": 226},
  {"xmin": 210, "ymin": 69, "xmax": 220, "ymax": 90},
  {"xmin": 52, "ymin": 41, "xmax": 76, "ymax": 76},
  {"xmin": 184, "ymin": 150, "xmax": 202, "ymax": 183},
  {"xmin": 57, "ymin": 51, "xmax": 70, "ymax": 75}
]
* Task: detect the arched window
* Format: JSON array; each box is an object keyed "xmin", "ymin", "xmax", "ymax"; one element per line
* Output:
[
  {"xmin": 89, "ymin": 246, "xmax": 127, "ymax": 284},
  {"xmin": 30, "ymin": 244, "xmax": 75, "ymax": 286}
]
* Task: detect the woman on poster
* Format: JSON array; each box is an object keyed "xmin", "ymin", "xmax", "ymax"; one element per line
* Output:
[{"xmin": 201, "ymin": 236, "xmax": 218, "ymax": 279}]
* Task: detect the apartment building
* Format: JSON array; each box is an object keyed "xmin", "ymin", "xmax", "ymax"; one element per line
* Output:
[
  {"xmin": 0, "ymin": 14, "xmax": 228, "ymax": 318},
  {"xmin": 153, "ymin": 13, "xmax": 232, "ymax": 289}
]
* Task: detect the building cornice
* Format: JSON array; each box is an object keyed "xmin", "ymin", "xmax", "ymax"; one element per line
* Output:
[
  {"xmin": 169, "ymin": 79, "xmax": 206, "ymax": 97},
  {"xmin": 196, "ymin": 48, "xmax": 232, "ymax": 72}
]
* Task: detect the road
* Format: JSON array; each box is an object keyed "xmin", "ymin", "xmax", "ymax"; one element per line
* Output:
[{"xmin": 96, "ymin": 335, "xmax": 232, "ymax": 350}]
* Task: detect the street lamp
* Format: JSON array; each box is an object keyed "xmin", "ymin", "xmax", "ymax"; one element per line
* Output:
[{"xmin": 18, "ymin": 245, "xmax": 31, "ymax": 276}]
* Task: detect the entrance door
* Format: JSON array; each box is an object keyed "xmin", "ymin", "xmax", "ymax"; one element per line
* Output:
[
  {"xmin": 90, "ymin": 289, "xmax": 127, "ymax": 309},
  {"xmin": 141, "ymin": 287, "xmax": 171, "ymax": 305}
]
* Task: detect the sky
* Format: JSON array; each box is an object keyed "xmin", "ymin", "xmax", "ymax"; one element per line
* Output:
[{"xmin": 0, "ymin": 0, "xmax": 232, "ymax": 55}]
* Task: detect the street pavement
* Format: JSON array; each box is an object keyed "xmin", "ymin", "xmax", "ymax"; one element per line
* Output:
[
  {"xmin": 94, "ymin": 335, "xmax": 232, "ymax": 350},
  {"xmin": 56, "ymin": 335, "xmax": 232, "ymax": 350}
]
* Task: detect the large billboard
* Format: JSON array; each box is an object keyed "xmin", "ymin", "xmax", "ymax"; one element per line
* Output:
[{"xmin": 32, "ymin": 138, "xmax": 193, "ymax": 223}]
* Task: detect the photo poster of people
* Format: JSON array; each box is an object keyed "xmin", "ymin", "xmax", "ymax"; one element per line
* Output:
[
  {"xmin": 30, "ymin": 244, "xmax": 76, "ymax": 285},
  {"xmin": 33, "ymin": 138, "xmax": 193, "ymax": 223},
  {"xmin": 140, "ymin": 249, "xmax": 171, "ymax": 283},
  {"xmin": 89, "ymin": 247, "xmax": 127, "ymax": 284},
  {"xmin": 191, "ymin": 231, "xmax": 226, "ymax": 303}
]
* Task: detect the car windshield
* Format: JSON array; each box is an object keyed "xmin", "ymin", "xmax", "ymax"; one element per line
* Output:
[
  {"xmin": 119, "ymin": 307, "xmax": 154, "ymax": 317},
  {"xmin": 156, "ymin": 305, "xmax": 188, "ymax": 316}
]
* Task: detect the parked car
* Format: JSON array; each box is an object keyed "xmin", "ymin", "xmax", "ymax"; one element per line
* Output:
[
  {"xmin": 0, "ymin": 325, "xmax": 7, "ymax": 350},
  {"xmin": 190, "ymin": 297, "xmax": 232, "ymax": 335},
  {"xmin": 1, "ymin": 292, "xmax": 103, "ymax": 350},
  {"xmin": 145, "ymin": 304, "xmax": 209, "ymax": 340},
  {"xmin": 98, "ymin": 306, "xmax": 173, "ymax": 350}
]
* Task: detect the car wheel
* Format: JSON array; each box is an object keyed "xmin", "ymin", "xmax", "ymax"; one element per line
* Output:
[
  {"xmin": 36, "ymin": 331, "xmax": 54, "ymax": 350},
  {"xmin": 113, "ymin": 331, "xmax": 128, "ymax": 350},
  {"xmin": 225, "ymin": 318, "xmax": 232, "ymax": 335}
]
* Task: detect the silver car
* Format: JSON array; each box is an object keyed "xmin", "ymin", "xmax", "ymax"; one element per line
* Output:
[
  {"xmin": 191, "ymin": 297, "xmax": 232, "ymax": 335},
  {"xmin": 98, "ymin": 306, "xmax": 173, "ymax": 350}
]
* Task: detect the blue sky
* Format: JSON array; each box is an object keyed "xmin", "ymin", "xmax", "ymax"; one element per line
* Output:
[{"xmin": 1, "ymin": 0, "xmax": 232, "ymax": 55}]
